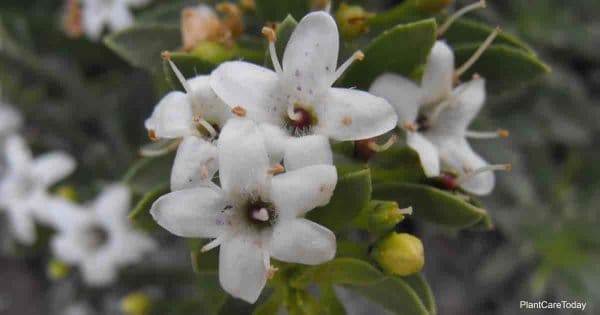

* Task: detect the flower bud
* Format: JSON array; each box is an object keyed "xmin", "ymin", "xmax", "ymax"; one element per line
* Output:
[
  {"xmin": 191, "ymin": 41, "xmax": 237, "ymax": 64},
  {"xmin": 371, "ymin": 232, "xmax": 424, "ymax": 276},
  {"xmin": 121, "ymin": 292, "xmax": 151, "ymax": 315},
  {"xmin": 56, "ymin": 185, "xmax": 78, "ymax": 201},
  {"xmin": 47, "ymin": 259, "xmax": 70, "ymax": 280},
  {"xmin": 335, "ymin": 3, "xmax": 374, "ymax": 39},
  {"xmin": 368, "ymin": 202, "xmax": 409, "ymax": 235},
  {"xmin": 415, "ymin": 0, "xmax": 453, "ymax": 14}
]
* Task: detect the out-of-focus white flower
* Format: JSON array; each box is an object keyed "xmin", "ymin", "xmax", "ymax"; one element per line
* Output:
[
  {"xmin": 0, "ymin": 135, "xmax": 75, "ymax": 244},
  {"xmin": 0, "ymin": 104, "xmax": 22, "ymax": 139},
  {"xmin": 370, "ymin": 36, "xmax": 509, "ymax": 196},
  {"xmin": 80, "ymin": 0, "xmax": 151, "ymax": 40},
  {"xmin": 210, "ymin": 11, "xmax": 397, "ymax": 167},
  {"xmin": 49, "ymin": 184, "xmax": 156, "ymax": 286},
  {"xmin": 151, "ymin": 118, "xmax": 337, "ymax": 303}
]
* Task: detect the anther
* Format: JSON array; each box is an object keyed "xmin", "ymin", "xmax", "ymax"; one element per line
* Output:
[
  {"xmin": 261, "ymin": 27, "xmax": 276, "ymax": 42},
  {"xmin": 148, "ymin": 130, "xmax": 159, "ymax": 142},
  {"xmin": 342, "ymin": 116, "xmax": 353, "ymax": 126},
  {"xmin": 367, "ymin": 134, "xmax": 398, "ymax": 152},
  {"xmin": 201, "ymin": 236, "xmax": 224, "ymax": 253},
  {"xmin": 456, "ymin": 163, "xmax": 511, "ymax": 185},
  {"xmin": 454, "ymin": 26, "xmax": 501, "ymax": 79},
  {"xmin": 231, "ymin": 106, "xmax": 247, "ymax": 117},
  {"xmin": 267, "ymin": 164, "xmax": 285, "ymax": 175},
  {"xmin": 262, "ymin": 27, "xmax": 283, "ymax": 74},
  {"xmin": 403, "ymin": 122, "xmax": 418, "ymax": 132},
  {"xmin": 437, "ymin": 0, "xmax": 487, "ymax": 37},
  {"xmin": 161, "ymin": 50, "xmax": 171, "ymax": 61}
]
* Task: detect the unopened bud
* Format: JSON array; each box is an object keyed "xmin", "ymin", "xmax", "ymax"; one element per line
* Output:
[
  {"xmin": 56, "ymin": 185, "xmax": 78, "ymax": 202},
  {"xmin": 415, "ymin": 0, "xmax": 453, "ymax": 14},
  {"xmin": 47, "ymin": 259, "xmax": 70, "ymax": 280},
  {"xmin": 335, "ymin": 3, "xmax": 374, "ymax": 39},
  {"xmin": 371, "ymin": 232, "xmax": 424, "ymax": 276},
  {"xmin": 369, "ymin": 202, "xmax": 411, "ymax": 235},
  {"xmin": 121, "ymin": 292, "xmax": 151, "ymax": 315}
]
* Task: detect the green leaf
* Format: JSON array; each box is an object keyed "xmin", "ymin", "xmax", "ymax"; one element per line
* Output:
[
  {"xmin": 128, "ymin": 184, "xmax": 169, "ymax": 232},
  {"xmin": 369, "ymin": 0, "xmax": 430, "ymax": 33},
  {"xmin": 306, "ymin": 169, "xmax": 372, "ymax": 232},
  {"xmin": 369, "ymin": 145, "xmax": 427, "ymax": 184},
  {"xmin": 336, "ymin": 241, "xmax": 369, "ymax": 260},
  {"xmin": 319, "ymin": 285, "xmax": 346, "ymax": 315},
  {"xmin": 123, "ymin": 153, "xmax": 175, "ymax": 194},
  {"xmin": 373, "ymin": 182, "xmax": 489, "ymax": 229},
  {"xmin": 402, "ymin": 274, "xmax": 436, "ymax": 315},
  {"xmin": 348, "ymin": 276, "xmax": 431, "ymax": 315},
  {"xmin": 290, "ymin": 258, "xmax": 384, "ymax": 289},
  {"xmin": 340, "ymin": 19, "xmax": 436, "ymax": 90},
  {"xmin": 104, "ymin": 24, "xmax": 181, "ymax": 74},
  {"xmin": 443, "ymin": 18, "xmax": 534, "ymax": 54},
  {"xmin": 255, "ymin": 0, "xmax": 308, "ymax": 22},
  {"xmin": 453, "ymin": 44, "xmax": 550, "ymax": 93},
  {"xmin": 253, "ymin": 287, "xmax": 286, "ymax": 315},
  {"xmin": 265, "ymin": 15, "xmax": 298, "ymax": 70}
]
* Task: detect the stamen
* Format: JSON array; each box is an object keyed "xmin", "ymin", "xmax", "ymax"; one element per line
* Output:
[
  {"xmin": 287, "ymin": 103, "xmax": 302, "ymax": 121},
  {"xmin": 454, "ymin": 26, "xmax": 501, "ymax": 79},
  {"xmin": 465, "ymin": 129, "xmax": 509, "ymax": 139},
  {"xmin": 231, "ymin": 106, "xmax": 247, "ymax": 117},
  {"xmin": 195, "ymin": 117, "xmax": 218, "ymax": 138},
  {"xmin": 456, "ymin": 163, "xmax": 511, "ymax": 185},
  {"xmin": 398, "ymin": 206, "xmax": 413, "ymax": 215},
  {"xmin": 262, "ymin": 27, "xmax": 283, "ymax": 74},
  {"xmin": 267, "ymin": 265, "xmax": 279, "ymax": 279},
  {"xmin": 267, "ymin": 164, "xmax": 285, "ymax": 175},
  {"xmin": 437, "ymin": 0, "xmax": 487, "ymax": 37},
  {"xmin": 251, "ymin": 208, "xmax": 270, "ymax": 222},
  {"xmin": 139, "ymin": 138, "xmax": 182, "ymax": 157},
  {"xmin": 147, "ymin": 129, "xmax": 159, "ymax": 142},
  {"xmin": 163, "ymin": 52, "xmax": 194, "ymax": 94},
  {"xmin": 428, "ymin": 98, "xmax": 456, "ymax": 125},
  {"xmin": 332, "ymin": 50, "xmax": 364, "ymax": 84},
  {"xmin": 403, "ymin": 122, "xmax": 418, "ymax": 132},
  {"xmin": 201, "ymin": 236, "xmax": 224, "ymax": 253},
  {"xmin": 367, "ymin": 134, "xmax": 398, "ymax": 152}
]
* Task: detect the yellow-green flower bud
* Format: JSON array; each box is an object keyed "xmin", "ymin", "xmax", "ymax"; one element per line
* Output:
[
  {"xmin": 191, "ymin": 41, "xmax": 237, "ymax": 64},
  {"xmin": 371, "ymin": 233, "xmax": 424, "ymax": 276},
  {"xmin": 56, "ymin": 185, "xmax": 78, "ymax": 202},
  {"xmin": 335, "ymin": 3, "xmax": 375, "ymax": 39},
  {"xmin": 368, "ymin": 203, "xmax": 411, "ymax": 235},
  {"xmin": 47, "ymin": 259, "xmax": 70, "ymax": 280},
  {"xmin": 415, "ymin": 0, "xmax": 453, "ymax": 14},
  {"xmin": 121, "ymin": 292, "xmax": 151, "ymax": 315}
]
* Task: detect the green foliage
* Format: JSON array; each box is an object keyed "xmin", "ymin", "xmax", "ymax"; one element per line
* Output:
[
  {"xmin": 255, "ymin": 0, "xmax": 309, "ymax": 22},
  {"xmin": 252, "ymin": 287, "xmax": 285, "ymax": 315},
  {"xmin": 290, "ymin": 258, "xmax": 384, "ymax": 289},
  {"xmin": 128, "ymin": 184, "xmax": 169, "ymax": 232},
  {"xmin": 319, "ymin": 284, "xmax": 347, "ymax": 315},
  {"xmin": 123, "ymin": 154, "xmax": 175, "ymax": 194},
  {"xmin": 442, "ymin": 18, "xmax": 534, "ymax": 54}
]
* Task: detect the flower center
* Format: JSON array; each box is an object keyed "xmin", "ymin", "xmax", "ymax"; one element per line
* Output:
[
  {"xmin": 286, "ymin": 105, "xmax": 318, "ymax": 136},
  {"xmin": 245, "ymin": 200, "xmax": 276, "ymax": 228},
  {"xmin": 416, "ymin": 114, "xmax": 430, "ymax": 132},
  {"xmin": 83, "ymin": 224, "xmax": 109, "ymax": 250}
]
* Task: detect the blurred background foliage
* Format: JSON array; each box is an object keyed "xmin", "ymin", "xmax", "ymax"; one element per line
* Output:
[{"xmin": 0, "ymin": 0, "xmax": 598, "ymax": 314}]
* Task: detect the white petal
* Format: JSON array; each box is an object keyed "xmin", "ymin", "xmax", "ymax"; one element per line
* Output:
[
  {"xmin": 110, "ymin": 231, "xmax": 157, "ymax": 264},
  {"xmin": 93, "ymin": 184, "xmax": 131, "ymax": 228},
  {"xmin": 270, "ymin": 165, "xmax": 337, "ymax": 219},
  {"xmin": 82, "ymin": 3, "xmax": 108, "ymax": 40},
  {"xmin": 218, "ymin": 119, "xmax": 270, "ymax": 197},
  {"xmin": 145, "ymin": 91, "xmax": 195, "ymax": 138},
  {"xmin": 51, "ymin": 235, "xmax": 87, "ymax": 264},
  {"xmin": 369, "ymin": 73, "xmax": 421, "ymax": 127},
  {"xmin": 282, "ymin": 12, "xmax": 339, "ymax": 104},
  {"xmin": 171, "ymin": 137, "xmax": 218, "ymax": 191},
  {"xmin": 315, "ymin": 88, "xmax": 397, "ymax": 141},
  {"xmin": 283, "ymin": 135, "xmax": 332, "ymax": 171},
  {"xmin": 407, "ymin": 132, "xmax": 440, "ymax": 177},
  {"xmin": 108, "ymin": 3, "xmax": 135, "ymax": 32},
  {"xmin": 3, "ymin": 135, "xmax": 32, "ymax": 171},
  {"xmin": 31, "ymin": 152, "xmax": 76, "ymax": 186},
  {"xmin": 434, "ymin": 137, "xmax": 495, "ymax": 195},
  {"xmin": 259, "ymin": 123, "xmax": 289, "ymax": 165},
  {"xmin": 150, "ymin": 187, "xmax": 226, "ymax": 238},
  {"xmin": 210, "ymin": 61, "xmax": 283, "ymax": 124},
  {"xmin": 271, "ymin": 218, "xmax": 336, "ymax": 265},
  {"xmin": 219, "ymin": 234, "xmax": 268, "ymax": 303},
  {"xmin": 45, "ymin": 197, "xmax": 92, "ymax": 233},
  {"xmin": 81, "ymin": 252, "xmax": 118, "ymax": 286},
  {"xmin": 430, "ymin": 79, "xmax": 486, "ymax": 135},
  {"xmin": 10, "ymin": 208, "xmax": 36, "ymax": 245},
  {"xmin": 0, "ymin": 105, "xmax": 22, "ymax": 135},
  {"xmin": 420, "ymin": 41, "xmax": 454, "ymax": 106},
  {"xmin": 187, "ymin": 76, "xmax": 231, "ymax": 127}
]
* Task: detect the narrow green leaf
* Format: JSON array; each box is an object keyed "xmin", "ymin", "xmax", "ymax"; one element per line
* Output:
[
  {"xmin": 290, "ymin": 258, "xmax": 384, "ymax": 289},
  {"xmin": 253, "ymin": 287, "xmax": 286, "ymax": 315},
  {"xmin": 319, "ymin": 285, "xmax": 347, "ymax": 315},
  {"xmin": 340, "ymin": 19, "xmax": 436, "ymax": 90},
  {"xmin": 264, "ymin": 15, "xmax": 298, "ymax": 70},
  {"xmin": 402, "ymin": 274, "xmax": 436, "ymax": 315},
  {"xmin": 104, "ymin": 24, "xmax": 181, "ymax": 73},
  {"xmin": 255, "ymin": 0, "xmax": 308, "ymax": 22},
  {"xmin": 443, "ymin": 18, "xmax": 534, "ymax": 54},
  {"xmin": 373, "ymin": 182, "xmax": 488, "ymax": 229},
  {"xmin": 369, "ymin": 145, "xmax": 427, "ymax": 184},
  {"xmin": 369, "ymin": 0, "xmax": 430, "ymax": 33},
  {"xmin": 453, "ymin": 44, "xmax": 550, "ymax": 93},
  {"xmin": 123, "ymin": 153, "xmax": 175, "ymax": 194},
  {"xmin": 348, "ymin": 276, "xmax": 430, "ymax": 315},
  {"xmin": 336, "ymin": 241, "xmax": 369, "ymax": 260},
  {"xmin": 163, "ymin": 52, "xmax": 216, "ymax": 90},
  {"xmin": 128, "ymin": 184, "xmax": 169, "ymax": 232},
  {"xmin": 306, "ymin": 169, "xmax": 372, "ymax": 232}
]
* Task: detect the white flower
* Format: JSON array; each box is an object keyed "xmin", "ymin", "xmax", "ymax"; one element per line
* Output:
[
  {"xmin": 0, "ymin": 104, "xmax": 22, "ymax": 139},
  {"xmin": 150, "ymin": 118, "xmax": 337, "ymax": 303},
  {"xmin": 369, "ymin": 38, "xmax": 508, "ymax": 196},
  {"xmin": 210, "ymin": 11, "xmax": 397, "ymax": 167},
  {"xmin": 49, "ymin": 184, "xmax": 157, "ymax": 286},
  {"xmin": 81, "ymin": 0, "xmax": 151, "ymax": 40},
  {"xmin": 0, "ymin": 135, "xmax": 75, "ymax": 244}
]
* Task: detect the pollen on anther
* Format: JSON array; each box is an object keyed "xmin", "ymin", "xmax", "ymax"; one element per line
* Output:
[
  {"xmin": 498, "ymin": 129, "xmax": 510, "ymax": 137},
  {"xmin": 161, "ymin": 51, "xmax": 172, "ymax": 61},
  {"xmin": 354, "ymin": 51, "xmax": 365, "ymax": 61},
  {"xmin": 342, "ymin": 116, "xmax": 353, "ymax": 126},
  {"xmin": 148, "ymin": 129, "xmax": 159, "ymax": 142},
  {"xmin": 267, "ymin": 164, "xmax": 285, "ymax": 175},
  {"xmin": 231, "ymin": 106, "xmax": 247, "ymax": 117},
  {"xmin": 267, "ymin": 265, "xmax": 279, "ymax": 279},
  {"xmin": 261, "ymin": 27, "xmax": 276, "ymax": 42}
]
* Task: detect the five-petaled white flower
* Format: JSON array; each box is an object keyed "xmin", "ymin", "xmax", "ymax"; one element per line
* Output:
[
  {"xmin": 151, "ymin": 118, "xmax": 337, "ymax": 303},
  {"xmin": 210, "ymin": 11, "xmax": 397, "ymax": 168},
  {"xmin": 80, "ymin": 0, "xmax": 151, "ymax": 40},
  {"xmin": 369, "ymin": 37, "xmax": 509, "ymax": 196},
  {"xmin": 0, "ymin": 135, "xmax": 75, "ymax": 244},
  {"xmin": 49, "ymin": 184, "xmax": 157, "ymax": 286}
]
